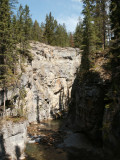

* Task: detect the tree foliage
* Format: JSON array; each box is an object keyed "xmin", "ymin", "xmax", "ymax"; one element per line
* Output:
[
  {"xmin": 43, "ymin": 12, "xmax": 69, "ymax": 47},
  {"xmin": 32, "ymin": 20, "xmax": 43, "ymax": 42},
  {"xmin": 77, "ymin": 0, "xmax": 110, "ymax": 78},
  {"xmin": 0, "ymin": 0, "xmax": 18, "ymax": 111},
  {"xmin": 74, "ymin": 18, "xmax": 83, "ymax": 49},
  {"xmin": 109, "ymin": 0, "xmax": 120, "ymax": 67}
]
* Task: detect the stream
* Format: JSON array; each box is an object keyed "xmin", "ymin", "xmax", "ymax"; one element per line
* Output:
[{"xmin": 25, "ymin": 120, "xmax": 105, "ymax": 160}]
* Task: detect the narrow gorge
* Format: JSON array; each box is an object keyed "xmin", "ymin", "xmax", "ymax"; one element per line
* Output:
[
  {"xmin": 0, "ymin": 0, "xmax": 120, "ymax": 159},
  {"xmin": 0, "ymin": 42, "xmax": 120, "ymax": 160},
  {"xmin": 0, "ymin": 41, "xmax": 81, "ymax": 159}
]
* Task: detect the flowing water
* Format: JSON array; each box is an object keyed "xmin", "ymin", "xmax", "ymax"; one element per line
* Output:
[
  {"xmin": 25, "ymin": 120, "xmax": 68, "ymax": 160},
  {"xmin": 25, "ymin": 120, "xmax": 104, "ymax": 160}
]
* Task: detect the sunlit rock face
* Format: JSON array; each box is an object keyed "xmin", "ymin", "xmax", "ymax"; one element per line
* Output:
[
  {"xmin": 23, "ymin": 42, "xmax": 81, "ymax": 122},
  {"xmin": 0, "ymin": 41, "xmax": 81, "ymax": 123}
]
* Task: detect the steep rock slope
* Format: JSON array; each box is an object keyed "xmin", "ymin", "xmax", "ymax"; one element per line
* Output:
[
  {"xmin": 68, "ymin": 51, "xmax": 120, "ymax": 156},
  {"xmin": 68, "ymin": 53, "xmax": 111, "ymax": 142},
  {"xmin": 0, "ymin": 41, "xmax": 81, "ymax": 123},
  {"xmin": 0, "ymin": 120, "xmax": 27, "ymax": 160}
]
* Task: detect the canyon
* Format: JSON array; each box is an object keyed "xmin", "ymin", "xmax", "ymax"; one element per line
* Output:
[
  {"xmin": 0, "ymin": 41, "xmax": 81, "ymax": 159},
  {"xmin": 0, "ymin": 42, "xmax": 120, "ymax": 160}
]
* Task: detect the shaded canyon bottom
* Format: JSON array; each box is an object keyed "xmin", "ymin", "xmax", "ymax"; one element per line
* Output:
[{"xmin": 25, "ymin": 120, "xmax": 115, "ymax": 160}]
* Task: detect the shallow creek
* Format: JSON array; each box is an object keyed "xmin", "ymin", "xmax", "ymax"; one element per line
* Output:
[{"xmin": 25, "ymin": 120, "xmax": 104, "ymax": 160}]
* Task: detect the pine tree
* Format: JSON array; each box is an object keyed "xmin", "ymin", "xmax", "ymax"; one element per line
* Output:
[
  {"xmin": 23, "ymin": 5, "xmax": 32, "ymax": 47},
  {"xmin": 94, "ymin": 0, "xmax": 103, "ymax": 49},
  {"xmin": 17, "ymin": 4, "xmax": 32, "ymax": 55},
  {"xmin": 54, "ymin": 23, "xmax": 69, "ymax": 47},
  {"xmin": 31, "ymin": 12, "xmax": 69, "ymax": 47},
  {"xmin": 32, "ymin": 20, "xmax": 43, "ymax": 42},
  {"xmin": 69, "ymin": 33, "xmax": 74, "ymax": 47},
  {"xmin": 101, "ymin": 0, "xmax": 108, "ymax": 49},
  {"xmin": 110, "ymin": 0, "xmax": 120, "ymax": 65},
  {"xmin": 104, "ymin": 1, "xmax": 120, "ymax": 134},
  {"xmin": 80, "ymin": 0, "xmax": 96, "ymax": 74},
  {"xmin": 82, "ymin": 0, "xmax": 96, "ymax": 54},
  {"xmin": 74, "ymin": 18, "xmax": 83, "ymax": 49},
  {"xmin": 44, "ymin": 12, "xmax": 57, "ymax": 45},
  {"xmin": 40, "ymin": 22, "xmax": 45, "ymax": 42},
  {"xmin": 94, "ymin": 0, "xmax": 108, "ymax": 50},
  {"xmin": 12, "ymin": 15, "xmax": 17, "ymax": 38},
  {"xmin": 62, "ymin": 23, "xmax": 69, "ymax": 47},
  {"xmin": 110, "ymin": 0, "xmax": 120, "ymax": 41},
  {"xmin": 0, "ymin": 0, "xmax": 18, "ymax": 111},
  {"xmin": 17, "ymin": 5, "xmax": 24, "ymax": 50}
]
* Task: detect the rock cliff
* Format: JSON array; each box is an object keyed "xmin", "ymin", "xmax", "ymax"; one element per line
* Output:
[
  {"xmin": 68, "ymin": 53, "xmax": 111, "ymax": 141},
  {"xmin": 0, "ymin": 120, "xmax": 27, "ymax": 160},
  {"xmin": 0, "ymin": 41, "xmax": 81, "ymax": 123},
  {"xmin": 68, "ymin": 51, "xmax": 120, "ymax": 157},
  {"xmin": 0, "ymin": 42, "xmax": 81, "ymax": 159}
]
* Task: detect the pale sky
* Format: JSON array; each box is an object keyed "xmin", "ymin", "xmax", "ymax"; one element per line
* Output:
[{"xmin": 16, "ymin": 0, "xmax": 83, "ymax": 32}]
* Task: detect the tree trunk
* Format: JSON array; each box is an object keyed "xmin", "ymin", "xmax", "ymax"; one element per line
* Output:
[{"xmin": 3, "ymin": 88, "xmax": 6, "ymax": 113}]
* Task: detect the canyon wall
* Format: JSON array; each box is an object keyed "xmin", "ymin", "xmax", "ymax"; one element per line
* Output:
[
  {"xmin": 0, "ymin": 41, "xmax": 81, "ymax": 123},
  {"xmin": 68, "ymin": 54, "xmax": 110, "ymax": 142},
  {"xmin": 0, "ymin": 41, "xmax": 81, "ymax": 159},
  {"xmin": 68, "ymin": 52, "xmax": 120, "ymax": 157},
  {"xmin": 0, "ymin": 120, "xmax": 27, "ymax": 160}
]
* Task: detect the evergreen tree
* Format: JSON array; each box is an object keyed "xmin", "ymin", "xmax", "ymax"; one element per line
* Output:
[
  {"xmin": 94, "ymin": 0, "xmax": 103, "ymax": 49},
  {"xmin": 61, "ymin": 23, "xmax": 69, "ymax": 47},
  {"xmin": 74, "ymin": 18, "xmax": 83, "ymax": 48},
  {"xmin": 17, "ymin": 4, "xmax": 33, "ymax": 56},
  {"xmin": 12, "ymin": 15, "xmax": 18, "ymax": 41},
  {"xmin": 23, "ymin": 5, "xmax": 32, "ymax": 47},
  {"xmin": 94, "ymin": 0, "xmax": 108, "ymax": 49},
  {"xmin": 110, "ymin": 0, "xmax": 120, "ymax": 41},
  {"xmin": 0, "ymin": 0, "xmax": 18, "ymax": 111},
  {"xmin": 17, "ymin": 5, "xmax": 24, "ymax": 49},
  {"xmin": 110, "ymin": 0, "xmax": 120, "ymax": 66},
  {"xmin": 101, "ymin": 0, "xmax": 108, "ymax": 49},
  {"xmin": 54, "ymin": 23, "xmax": 69, "ymax": 47},
  {"xmin": 69, "ymin": 33, "xmax": 74, "ymax": 47},
  {"xmin": 11, "ymin": 15, "xmax": 19, "ymax": 75},
  {"xmin": 40, "ymin": 22, "xmax": 45, "ymax": 41},
  {"xmin": 80, "ymin": 0, "xmax": 96, "ymax": 74},
  {"xmin": 32, "ymin": 20, "xmax": 43, "ymax": 42},
  {"xmin": 82, "ymin": 0, "xmax": 96, "ymax": 54},
  {"xmin": 103, "ymin": 1, "xmax": 120, "ymax": 135},
  {"xmin": 30, "ymin": 11, "xmax": 70, "ymax": 47},
  {"xmin": 44, "ymin": 12, "xmax": 57, "ymax": 45}
]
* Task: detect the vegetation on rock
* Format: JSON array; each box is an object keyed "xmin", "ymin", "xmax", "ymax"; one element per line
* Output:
[
  {"xmin": 68, "ymin": 0, "xmax": 120, "ymax": 155},
  {"xmin": 0, "ymin": 1, "xmax": 120, "ymax": 154}
]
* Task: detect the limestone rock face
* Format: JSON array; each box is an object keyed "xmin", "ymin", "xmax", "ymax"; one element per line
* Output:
[
  {"xmin": 0, "ymin": 42, "xmax": 81, "ymax": 123},
  {"xmin": 24, "ymin": 42, "xmax": 81, "ymax": 122},
  {"xmin": 0, "ymin": 121, "xmax": 27, "ymax": 160}
]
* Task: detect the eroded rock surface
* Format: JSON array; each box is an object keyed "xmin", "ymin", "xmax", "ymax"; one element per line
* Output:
[
  {"xmin": 24, "ymin": 42, "xmax": 81, "ymax": 122},
  {"xmin": 0, "ymin": 120, "xmax": 27, "ymax": 160},
  {"xmin": 0, "ymin": 41, "xmax": 81, "ymax": 123}
]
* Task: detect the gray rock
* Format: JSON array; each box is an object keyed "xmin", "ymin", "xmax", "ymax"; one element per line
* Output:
[
  {"xmin": 0, "ymin": 121, "xmax": 28, "ymax": 160},
  {"xmin": 0, "ymin": 41, "xmax": 81, "ymax": 123}
]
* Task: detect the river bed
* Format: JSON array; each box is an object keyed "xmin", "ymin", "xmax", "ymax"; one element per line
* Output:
[{"xmin": 25, "ymin": 120, "xmax": 106, "ymax": 160}]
